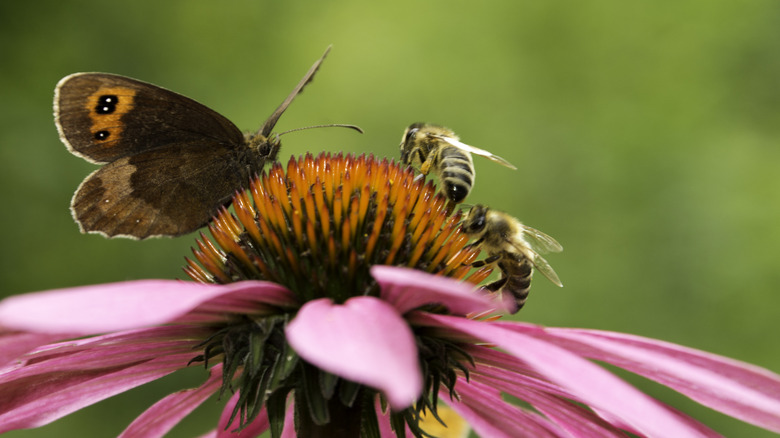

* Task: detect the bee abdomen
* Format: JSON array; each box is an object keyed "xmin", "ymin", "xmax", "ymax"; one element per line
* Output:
[
  {"xmin": 488, "ymin": 255, "xmax": 533, "ymax": 313},
  {"xmin": 439, "ymin": 148, "xmax": 474, "ymax": 203}
]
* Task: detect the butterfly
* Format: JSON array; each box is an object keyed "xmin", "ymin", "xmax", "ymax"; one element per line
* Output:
[{"xmin": 55, "ymin": 46, "xmax": 357, "ymax": 239}]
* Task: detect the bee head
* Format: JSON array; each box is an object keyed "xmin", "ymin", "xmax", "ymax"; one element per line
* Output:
[
  {"xmin": 399, "ymin": 124, "xmax": 423, "ymax": 163},
  {"xmin": 462, "ymin": 204, "xmax": 489, "ymax": 235}
]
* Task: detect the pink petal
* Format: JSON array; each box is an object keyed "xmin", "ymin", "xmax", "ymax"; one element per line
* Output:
[
  {"xmin": 2, "ymin": 325, "xmax": 204, "ymax": 373},
  {"xmin": 467, "ymin": 346, "xmax": 580, "ymax": 400},
  {"xmin": 119, "ymin": 364, "xmax": 223, "ymax": 437},
  {"xmin": 525, "ymin": 326, "xmax": 780, "ymax": 433},
  {"xmin": 285, "ymin": 297, "xmax": 422, "ymax": 409},
  {"xmin": 214, "ymin": 391, "xmax": 270, "ymax": 438},
  {"xmin": 280, "ymin": 402, "xmax": 296, "ymax": 438},
  {"xmin": 198, "ymin": 391, "xmax": 271, "ymax": 438},
  {"xmin": 0, "ymin": 331, "xmax": 78, "ymax": 367},
  {"xmin": 470, "ymin": 345, "xmax": 702, "ymax": 437},
  {"xmin": 0, "ymin": 280, "xmax": 295, "ymax": 335},
  {"xmin": 414, "ymin": 313, "xmax": 716, "ymax": 438},
  {"xmin": 470, "ymin": 348, "xmax": 722, "ymax": 438},
  {"xmin": 448, "ymin": 378, "xmax": 560, "ymax": 438},
  {"xmin": 0, "ymin": 351, "xmax": 194, "ymax": 433},
  {"xmin": 0, "ymin": 325, "xmax": 200, "ymax": 432},
  {"xmin": 465, "ymin": 354, "xmax": 657, "ymax": 438},
  {"xmin": 372, "ymin": 265, "xmax": 503, "ymax": 315},
  {"xmin": 375, "ymin": 397, "xmax": 395, "ymax": 437}
]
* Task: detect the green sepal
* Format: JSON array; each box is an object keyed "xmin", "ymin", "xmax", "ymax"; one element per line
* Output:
[
  {"xmin": 359, "ymin": 391, "xmax": 381, "ymax": 438},
  {"xmin": 319, "ymin": 370, "xmax": 339, "ymax": 400},
  {"xmin": 301, "ymin": 362, "xmax": 330, "ymax": 425},
  {"xmin": 267, "ymin": 386, "xmax": 294, "ymax": 438},
  {"xmin": 338, "ymin": 378, "xmax": 362, "ymax": 407}
]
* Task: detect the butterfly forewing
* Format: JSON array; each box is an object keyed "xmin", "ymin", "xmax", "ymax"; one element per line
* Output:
[{"xmin": 55, "ymin": 73, "xmax": 245, "ymax": 164}]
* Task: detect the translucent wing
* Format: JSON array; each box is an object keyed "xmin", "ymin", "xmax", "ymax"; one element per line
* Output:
[
  {"xmin": 509, "ymin": 225, "xmax": 563, "ymax": 287},
  {"xmin": 437, "ymin": 136, "xmax": 517, "ymax": 170},
  {"xmin": 527, "ymin": 250, "xmax": 563, "ymax": 287},
  {"xmin": 519, "ymin": 224, "xmax": 563, "ymax": 254}
]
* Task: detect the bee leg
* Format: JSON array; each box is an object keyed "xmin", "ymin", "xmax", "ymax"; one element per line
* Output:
[
  {"xmin": 470, "ymin": 253, "xmax": 501, "ymax": 268},
  {"xmin": 420, "ymin": 153, "xmax": 435, "ymax": 175},
  {"xmin": 444, "ymin": 199, "xmax": 458, "ymax": 215},
  {"xmin": 465, "ymin": 236, "xmax": 485, "ymax": 250},
  {"xmin": 483, "ymin": 274, "xmax": 523, "ymax": 314},
  {"xmin": 484, "ymin": 276, "xmax": 508, "ymax": 291}
]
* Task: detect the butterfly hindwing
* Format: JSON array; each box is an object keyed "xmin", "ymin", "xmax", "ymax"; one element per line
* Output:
[{"xmin": 71, "ymin": 140, "xmax": 249, "ymax": 238}]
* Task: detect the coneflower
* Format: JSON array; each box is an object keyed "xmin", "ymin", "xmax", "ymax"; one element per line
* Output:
[{"xmin": 1, "ymin": 153, "xmax": 779, "ymax": 437}]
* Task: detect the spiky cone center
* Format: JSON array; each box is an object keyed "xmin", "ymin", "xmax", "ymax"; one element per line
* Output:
[{"xmin": 183, "ymin": 152, "xmax": 493, "ymax": 435}]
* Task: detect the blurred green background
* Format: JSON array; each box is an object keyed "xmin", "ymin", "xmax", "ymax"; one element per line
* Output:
[{"xmin": 2, "ymin": 0, "xmax": 779, "ymax": 436}]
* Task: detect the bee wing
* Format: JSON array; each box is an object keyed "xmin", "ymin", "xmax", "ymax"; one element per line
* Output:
[
  {"xmin": 508, "ymin": 226, "xmax": 563, "ymax": 287},
  {"xmin": 436, "ymin": 136, "xmax": 517, "ymax": 170},
  {"xmin": 524, "ymin": 249, "xmax": 564, "ymax": 287},
  {"xmin": 519, "ymin": 224, "xmax": 563, "ymax": 254}
]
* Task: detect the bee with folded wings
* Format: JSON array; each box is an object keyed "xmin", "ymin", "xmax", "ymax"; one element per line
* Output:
[
  {"xmin": 462, "ymin": 205, "xmax": 563, "ymax": 313},
  {"xmin": 400, "ymin": 123, "xmax": 516, "ymax": 205}
]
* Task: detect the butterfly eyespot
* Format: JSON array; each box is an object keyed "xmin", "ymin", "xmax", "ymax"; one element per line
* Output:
[
  {"xmin": 94, "ymin": 130, "xmax": 111, "ymax": 140},
  {"xmin": 95, "ymin": 95, "xmax": 118, "ymax": 114}
]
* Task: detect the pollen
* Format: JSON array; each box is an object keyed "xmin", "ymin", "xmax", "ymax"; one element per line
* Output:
[{"xmin": 184, "ymin": 153, "xmax": 487, "ymax": 302}]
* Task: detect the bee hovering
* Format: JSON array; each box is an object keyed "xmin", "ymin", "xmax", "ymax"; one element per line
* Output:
[
  {"xmin": 462, "ymin": 204, "xmax": 563, "ymax": 313},
  {"xmin": 399, "ymin": 123, "xmax": 516, "ymax": 205}
]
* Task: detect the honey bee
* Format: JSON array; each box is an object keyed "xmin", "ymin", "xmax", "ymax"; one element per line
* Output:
[
  {"xmin": 462, "ymin": 204, "xmax": 563, "ymax": 313},
  {"xmin": 399, "ymin": 123, "xmax": 516, "ymax": 204}
]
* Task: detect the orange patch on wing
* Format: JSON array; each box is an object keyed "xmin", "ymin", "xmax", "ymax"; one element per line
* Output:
[{"xmin": 85, "ymin": 86, "xmax": 137, "ymax": 144}]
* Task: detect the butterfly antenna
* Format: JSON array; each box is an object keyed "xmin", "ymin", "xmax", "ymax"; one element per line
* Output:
[
  {"xmin": 258, "ymin": 46, "xmax": 332, "ymax": 138},
  {"xmin": 278, "ymin": 124, "xmax": 364, "ymax": 137}
]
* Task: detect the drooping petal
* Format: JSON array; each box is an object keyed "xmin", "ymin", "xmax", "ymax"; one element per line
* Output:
[
  {"xmin": 520, "ymin": 326, "xmax": 780, "ymax": 434},
  {"xmin": 0, "ymin": 351, "xmax": 195, "ymax": 433},
  {"xmin": 447, "ymin": 378, "xmax": 560, "ymax": 438},
  {"xmin": 467, "ymin": 346, "xmax": 580, "ymax": 400},
  {"xmin": 198, "ymin": 391, "xmax": 270, "ymax": 438},
  {"xmin": 413, "ymin": 313, "xmax": 717, "ymax": 438},
  {"xmin": 376, "ymin": 398, "xmax": 395, "ymax": 437},
  {"xmin": 0, "ymin": 330, "xmax": 78, "ymax": 368},
  {"xmin": 371, "ymin": 265, "xmax": 502, "ymax": 315},
  {"xmin": 0, "ymin": 325, "xmax": 201, "ymax": 433},
  {"xmin": 218, "ymin": 391, "xmax": 270, "ymax": 438},
  {"xmin": 466, "ymin": 349, "xmax": 664, "ymax": 438},
  {"xmin": 468, "ymin": 342, "xmax": 723, "ymax": 437},
  {"xmin": 119, "ymin": 364, "xmax": 224, "ymax": 438},
  {"xmin": 280, "ymin": 403, "xmax": 296, "ymax": 438},
  {"xmin": 2, "ymin": 325, "xmax": 205, "ymax": 373},
  {"xmin": 0, "ymin": 280, "xmax": 295, "ymax": 335},
  {"xmin": 286, "ymin": 297, "xmax": 422, "ymax": 409}
]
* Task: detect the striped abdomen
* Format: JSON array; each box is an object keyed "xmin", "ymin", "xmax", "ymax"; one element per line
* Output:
[
  {"xmin": 438, "ymin": 147, "xmax": 475, "ymax": 203},
  {"xmin": 486, "ymin": 252, "xmax": 534, "ymax": 313}
]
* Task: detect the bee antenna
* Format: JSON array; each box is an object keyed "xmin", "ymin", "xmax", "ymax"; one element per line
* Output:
[{"xmin": 278, "ymin": 124, "xmax": 364, "ymax": 137}]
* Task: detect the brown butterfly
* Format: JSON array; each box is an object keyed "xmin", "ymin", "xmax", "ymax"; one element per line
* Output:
[{"xmin": 55, "ymin": 46, "xmax": 358, "ymax": 239}]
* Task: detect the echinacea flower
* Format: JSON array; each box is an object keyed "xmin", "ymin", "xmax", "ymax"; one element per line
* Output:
[{"xmin": 1, "ymin": 153, "xmax": 779, "ymax": 437}]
